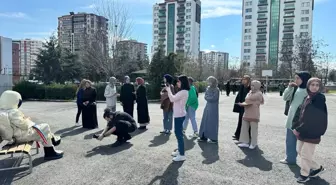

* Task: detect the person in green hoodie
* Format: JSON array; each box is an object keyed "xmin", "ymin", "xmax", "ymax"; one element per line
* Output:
[{"xmin": 183, "ymin": 77, "xmax": 199, "ymax": 137}]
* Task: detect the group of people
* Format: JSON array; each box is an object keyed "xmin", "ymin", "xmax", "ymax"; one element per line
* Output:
[{"xmin": 0, "ymin": 71, "xmax": 329, "ymax": 184}]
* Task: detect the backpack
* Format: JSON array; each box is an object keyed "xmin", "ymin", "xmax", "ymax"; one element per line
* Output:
[{"xmin": 0, "ymin": 110, "xmax": 14, "ymax": 141}]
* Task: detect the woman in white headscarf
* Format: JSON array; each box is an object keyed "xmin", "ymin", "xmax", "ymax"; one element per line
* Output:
[{"xmin": 104, "ymin": 77, "xmax": 118, "ymax": 112}]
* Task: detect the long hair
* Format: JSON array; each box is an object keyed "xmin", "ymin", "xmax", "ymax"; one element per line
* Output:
[
  {"xmin": 76, "ymin": 79, "xmax": 87, "ymax": 94},
  {"xmin": 178, "ymin": 75, "xmax": 190, "ymax": 91}
]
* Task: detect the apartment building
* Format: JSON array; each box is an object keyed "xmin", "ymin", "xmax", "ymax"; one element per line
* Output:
[
  {"xmin": 116, "ymin": 40, "xmax": 148, "ymax": 61},
  {"xmin": 152, "ymin": 0, "xmax": 201, "ymax": 58},
  {"xmin": 241, "ymin": 0, "xmax": 314, "ymax": 73},
  {"xmin": 200, "ymin": 51, "xmax": 229, "ymax": 71},
  {"xmin": 13, "ymin": 39, "xmax": 43, "ymax": 78},
  {"xmin": 58, "ymin": 12, "xmax": 108, "ymax": 57}
]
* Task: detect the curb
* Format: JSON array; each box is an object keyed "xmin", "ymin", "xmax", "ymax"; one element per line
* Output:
[{"xmin": 25, "ymin": 99, "xmax": 161, "ymax": 103}]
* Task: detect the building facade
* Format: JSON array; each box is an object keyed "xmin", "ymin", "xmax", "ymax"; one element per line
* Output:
[
  {"xmin": 12, "ymin": 42, "xmax": 20, "ymax": 83},
  {"xmin": 58, "ymin": 12, "xmax": 108, "ymax": 57},
  {"xmin": 116, "ymin": 40, "xmax": 148, "ymax": 61},
  {"xmin": 0, "ymin": 36, "xmax": 13, "ymax": 75},
  {"xmin": 241, "ymin": 0, "xmax": 314, "ymax": 73},
  {"xmin": 152, "ymin": 0, "xmax": 201, "ymax": 57},
  {"xmin": 13, "ymin": 39, "xmax": 43, "ymax": 78},
  {"xmin": 200, "ymin": 51, "xmax": 229, "ymax": 71}
]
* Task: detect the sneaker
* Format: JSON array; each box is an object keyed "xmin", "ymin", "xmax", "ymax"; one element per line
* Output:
[
  {"xmin": 309, "ymin": 166, "xmax": 325, "ymax": 177},
  {"xmin": 208, "ymin": 140, "xmax": 218, "ymax": 144},
  {"xmin": 297, "ymin": 175, "xmax": 310, "ymax": 183},
  {"xmin": 249, "ymin": 144, "xmax": 257, "ymax": 149},
  {"xmin": 280, "ymin": 159, "xmax": 296, "ymax": 165},
  {"xmin": 165, "ymin": 130, "xmax": 171, "ymax": 134},
  {"xmin": 160, "ymin": 130, "xmax": 167, "ymax": 134},
  {"xmin": 171, "ymin": 150, "xmax": 179, "ymax": 157},
  {"xmin": 173, "ymin": 154, "xmax": 186, "ymax": 162},
  {"xmin": 237, "ymin": 143, "xmax": 250, "ymax": 148},
  {"xmin": 75, "ymin": 122, "xmax": 80, "ymax": 126},
  {"xmin": 192, "ymin": 132, "xmax": 199, "ymax": 138},
  {"xmin": 234, "ymin": 140, "xmax": 241, "ymax": 144}
]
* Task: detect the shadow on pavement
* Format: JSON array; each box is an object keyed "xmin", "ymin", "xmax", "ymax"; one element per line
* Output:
[
  {"xmin": 84, "ymin": 130, "xmax": 104, "ymax": 140},
  {"xmin": 236, "ymin": 147, "xmax": 273, "ymax": 171},
  {"xmin": 148, "ymin": 134, "xmax": 171, "ymax": 147},
  {"xmin": 288, "ymin": 165, "xmax": 330, "ymax": 185},
  {"xmin": 55, "ymin": 126, "xmax": 90, "ymax": 138},
  {"xmin": 184, "ymin": 137, "xmax": 196, "ymax": 151},
  {"xmin": 198, "ymin": 142, "xmax": 220, "ymax": 164},
  {"xmin": 131, "ymin": 128, "xmax": 148, "ymax": 137},
  {"xmin": 147, "ymin": 162, "xmax": 184, "ymax": 185},
  {"xmin": 288, "ymin": 164, "xmax": 300, "ymax": 178},
  {"xmin": 85, "ymin": 143, "xmax": 133, "ymax": 157}
]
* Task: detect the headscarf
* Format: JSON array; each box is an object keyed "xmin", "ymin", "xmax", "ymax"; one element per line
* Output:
[
  {"xmin": 251, "ymin": 80, "xmax": 261, "ymax": 93},
  {"xmin": 299, "ymin": 77, "xmax": 322, "ymax": 122},
  {"xmin": 164, "ymin": 74, "xmax": 173, "ymax": 84},
  {"xmin": 136, "ymin": 77, "xmax": 145, "ymax": 85},
  {"xmin": 124, "ymin": 76, "xmax": 130, "ymax": 84},
  {"xmin": 206, "ymin": 76, "xmax": 218, "ymax": 88},
  {"xmin": 242, "ymin": 75, "xmax": 251, "ymax": 87},
  {"xmin": 109, "ymin": 77, "xmax": 116, "ymax": 88},
  {"xmin": 295, "ymin": 71, "xmax": 311, "ymax": 89}
]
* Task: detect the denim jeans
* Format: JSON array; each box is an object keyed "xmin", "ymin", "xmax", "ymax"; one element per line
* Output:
[
  {"xmin": 174, "ymin": 117, "xmax": 185, "ymax": 156},
  {"xmin": 286, "ymin": 128, "xmax": 298, "ymax": 164},
  {"xmin": 183, "ymin": 107, "xmax": 198, "ymax": 132},
  {"xmin": 163, "ymin": 111, "xmax": 173, "ymax": 130}
]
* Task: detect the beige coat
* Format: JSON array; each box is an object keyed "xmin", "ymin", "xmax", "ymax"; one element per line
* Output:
[{"xmin": 243, "ymin": 81, "xmax": 264, "ymax": 122}]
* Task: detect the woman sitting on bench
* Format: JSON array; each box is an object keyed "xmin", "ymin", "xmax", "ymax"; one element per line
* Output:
[
  {"xmin": 0, "ymin": 90, "xmax": 63, "ymax": 160},
  {"xmin": 94, "ymin": 108, "xmax": 137, "ymax": 147}
]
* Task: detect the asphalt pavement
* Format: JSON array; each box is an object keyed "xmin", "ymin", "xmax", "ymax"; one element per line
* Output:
[{"xmin": 0, "ymin": 92, "xmax": 335, "ymax": 185}]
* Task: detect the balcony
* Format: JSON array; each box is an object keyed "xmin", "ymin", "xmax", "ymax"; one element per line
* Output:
[
  {"xmin": 158, "ymin": 32, "xmax": 166, "ymax": 35},
  {"xmin": 258, "ymin": 6, "xmax": 268, "ymax": 13},
  {"xmin": 158, "ymin": 13, "xmax": 166, "ymax": 18},
  {"xmin": 158, "ymin": 38, "xmax": 166, "ymax": 42},
  {"xmin": 258, "ymin": 0, "xmax": 268, "ymax": 6},
  {"xmin": 177, "ymin": 36, "xmax": 184, "ymax": 40},
  {"xmin": 256, "ymin": 37, "xmax": 267, "ymax": 41},
  {"xmin": 284, "ymin": 13, "xmax": 295, "ymax": 18},
  {"xmin": 256, "ymin": 51, "xmax": 266, "ymax": 55},
  {"xmin": 177, "ymin": 10, "xmax": 185, "ymax": 15},
  {"xmin": 158, "ymin": 19, "xmax": 166, "ymax": 23},
  {"xmin": 257, "ymin": 22, "xmax": 267, "ymax": 27},
  {"xmin": 284, "ymin": 5, "xmax": 295, "ymax": 10},
  {"xmin": 177, "ymin": 42, "xmax": 184, "ymax": 46},
  {"xmin": 283, "ymin": 28, "xmax": 294, "ymax": 33},
  {"xmin": 177, "ymin": 18, "xmax": 185, "ymax": 22},
  {"xmin": 257, "ymin": 30, "xmax": 267, "ymax": 34},
  {"xmin": 257, "ymin": 15, "xmax": 267, "ymax": 20},
  {"xmin": 158, "ymin": 25, "xmax": 166, "ymax": 29},
  {"xmin": 176, "ymin": 49, "xmax": 185, "ymax": 53},
  {"xmin": 284, "ymin": 0, "xmax": 295, "ymax": 3},
  {"xmin": 283, "ymin": 21, "xmax": 294, "ymax": 25},
  {"xmin": 256, "ymin": 44, "xmax": 266, "ymax": 48}
]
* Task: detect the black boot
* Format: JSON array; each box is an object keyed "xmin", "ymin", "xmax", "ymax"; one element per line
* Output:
[
  {"xmin": 124, "ymin": 134, "xmax": 132, "ymax": 141},
  {"xmin": 51, "ymin": 136, "xmax": 61, "ymax": 146},
  {"xmin": 44, "ymin": 147, "xmax": 64, "ymax": 160}
]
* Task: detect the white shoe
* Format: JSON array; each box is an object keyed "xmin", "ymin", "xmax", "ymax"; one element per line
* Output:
[
  {"xmin": 75, "ymin": 122, "xmax": 80, "ymax": 126},
  {"xmin": 171, "ymin": 150, "xmax": 179, "ymax": 157},
  {"xmin": 249, "ymin": 144, "xmax": 257, "ymax": 149},
  {"xmin": 238, "ymin": 143, "xmax": 250, "ymax": 148},
  {"xmin": 173, "ymin": 154, "xmax": 186, "ymax": 162},
  {"xmin": 192, "ymin": 132, "xmax": 199, "ymax": 138},
  {"xmin": 234, "ymin": 140, "xmax": 241, "ymax": 144}
]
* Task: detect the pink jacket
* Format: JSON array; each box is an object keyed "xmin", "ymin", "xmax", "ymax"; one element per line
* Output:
[{"xmin": 243, "ymin": 91, "xmax": 264, "ymax": 122}]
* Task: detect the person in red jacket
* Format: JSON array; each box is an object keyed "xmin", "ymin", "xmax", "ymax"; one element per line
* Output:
[{"xmin": 292, "ymin": 78, "xmax": 328, "ymax": 183}]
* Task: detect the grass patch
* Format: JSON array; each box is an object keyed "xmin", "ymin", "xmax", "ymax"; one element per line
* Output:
[{"xmin": 328, "ymin": 90, "xmax": 336, "ymax": 94}]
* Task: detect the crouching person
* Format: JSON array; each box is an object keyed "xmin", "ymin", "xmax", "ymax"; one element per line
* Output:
[
  {"xmin": 0, "ymin": 90, "xmax": 63, "ymax": 160},
  {"xmin": 94, "ymin": 108, "xmax": 137, "ymax": 147}
]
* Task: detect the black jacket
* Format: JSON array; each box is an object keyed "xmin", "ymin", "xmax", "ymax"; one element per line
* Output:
[
  {"xmin": 292, "ymin": 93, "xmax": 328, "ymax": 142},
  {"xmin": 107, "ymin": 111, "xmax": 137, "ymax": 129},
  {"xmin": 233, "ymin": 84, "xmax": 251, "ymax": 113}
]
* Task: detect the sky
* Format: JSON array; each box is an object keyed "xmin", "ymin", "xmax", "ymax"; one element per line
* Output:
[{"xmin": 0, "ymin": 0, "xmax": 335, "ymax": 60}]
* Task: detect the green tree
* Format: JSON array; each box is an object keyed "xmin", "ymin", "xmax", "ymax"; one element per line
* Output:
[
  {"xmin": 328, "ymin": 69, "xmax": 336, "ymax": 82},
  {"xmin": 148, "ymin": 48, "xmax": 165, "ymax": 99},
  {"xmin": 32, "ymin": 36, "xmax": 83, "ymax": 84}
]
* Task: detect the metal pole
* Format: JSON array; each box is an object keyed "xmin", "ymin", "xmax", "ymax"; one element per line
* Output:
[{"xmin": 266, "ymin": 75, "xmax": 268, "ymax": 93}]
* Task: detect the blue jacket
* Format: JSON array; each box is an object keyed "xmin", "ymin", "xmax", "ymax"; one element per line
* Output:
[{"xmin": 77, "ymin": 89, "xmax": 84, "ymax": 104}]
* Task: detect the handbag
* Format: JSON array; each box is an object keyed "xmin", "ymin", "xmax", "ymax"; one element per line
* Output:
[{"xmin": 284, "ymin": 86, "xmax": 298, "ymax": 116}]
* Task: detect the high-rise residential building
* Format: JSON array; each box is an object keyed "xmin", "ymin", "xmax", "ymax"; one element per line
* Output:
[
  {"xmin": 152, "ymin": 0, "xmax": 201, "ymax": 58},
  {"xmin": 116, "ymin": 40, "xmax": 148, "ymax": 61},
  {"xmin": 200, "ymin": 51, "xmax": 229, "ymax": 71},
  {"xmin": 0, "ymin": 36, "xmax": 13, "ymax": 75},
  {"xmin": 241, "ymin": 0, "xmax": 314, "ymax": 73},
  {"xmin": 12, "ymin": 42, "xmax": 20, "ymax": 83},
  {"xmin": 58, "ymin": 12, "xmax": 108, "ymax": 57},
  {"xmin": 13, "ymin": 39, "xmax": 43, "ymax": 78}
]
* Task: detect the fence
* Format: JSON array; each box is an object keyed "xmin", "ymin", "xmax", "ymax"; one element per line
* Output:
[{"xmin": 0, "ymin": 74, "xmax": 13, "ymax": 95}]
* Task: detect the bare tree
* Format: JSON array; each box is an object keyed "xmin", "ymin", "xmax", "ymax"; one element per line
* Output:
[
  {"xmin": 315, "ymin": 52, "xmax": 334, "ymax": 85},
  {"xmin": 94, "ymin": 0, "xmax": 134, "ymax": 75},
  {"xmin": 279, "ymin": 40, "xmax": 294, "ymax": 78}
]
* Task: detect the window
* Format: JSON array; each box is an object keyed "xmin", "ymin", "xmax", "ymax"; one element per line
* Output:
[
  {"xmin": 300, "ymin": 32, "xmax": 309, "ymax": 37},
  {"xmin": 245, "ymin": 22, "xmax": 252, "ymax": 26},
  {"xmin": 186, "ymin": 40, "xmax": 190, "ymax": 43},
  {"xmin": 154, "ymin": 30, "xmax": 158, "ymax": 34},
  {"xmin": 154, "ymin": 19, "xmax": 158, "ymax": 22},
  {"xmin": 244, "ymin": 35, "xmax": 251, "ymax": 40},
  {"xmin": 257, "ymin": 41, "xmax": 266, "ymax": 45},
  {"xmin": 284, "ymin": 18, "xmax": 294, "ymax": 23},
  {"xmin": 243, "ymin": 56, "xmax": 250, "ymax": 60},
  {"xmin": 154, "ymin": 36, "xmax": 158, "ymax": 39},
  {"xmin": 186, "ymin": 21, "xmax": 191, "ymax": 25},
  {"xmin": 245, "ymin": 29, "xmax": 251, "ymax": 33},
  {"xmin": 245, "ymin": 1, "xmax": 252, "ymax": 6},
  {"xmin": 186, "ymin": 27, "xmax": 191, "ymax": 31},
  {"xmin": 300, "ymin": 24, "xmax": 309, "ymax": 29},
  {"xmin": 245, "ymin": 15, "xmax": 252, "ymax": 19},
  {"xmin": 301, "ymin": 2, "xmax": 310, "ymax": 7},
  {"xmin": 154, "ymin": 25, "xmax": 158, "ymax": 28},
  {"xmin": 187, "ymin": 2, "xmax": 191, "ymax": 6},
  {"xmin": 246, "ymin": 8, "xmax": 252, "ymax": 13},
  {"xmin": 244, "ymin": 42, "xmax": 251, "ymax": 46},
  {"xmin": 301, "ymin": 10, "xmax": 309, "ymax": 14},
  {"xmin": 244, "ymin": 49, "xmax": 251, "ymax": 53},
  {"xmin": 301, "ymin": 17, "xmax": 309, "ymax": 22},
  {"xmin": 186, "ymin": 33, "xmax": 190, "ymax": 37},
  {"xmin": 186, "ymin": 9, "xmax": 191, "ymax": 13}
]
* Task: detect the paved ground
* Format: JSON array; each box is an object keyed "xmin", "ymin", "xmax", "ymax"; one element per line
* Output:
[{"xmin": 1, "ymin": 93, "xmax": 335, "ymax": 185}]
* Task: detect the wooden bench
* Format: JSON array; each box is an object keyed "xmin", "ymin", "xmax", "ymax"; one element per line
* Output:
[{"xmin": 0, "ymin": 141, "xmax": 39, "ymax": 174}]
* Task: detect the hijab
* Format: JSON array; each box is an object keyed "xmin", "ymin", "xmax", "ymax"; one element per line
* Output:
[
  {"xmin": 109, "ymin": 77, "xmax": 116, "ymax": 88},
  {"xmin": 124, "ymin": 76, "xmax": 130, "ymax": 84},
  {"xmin": 299, "ymin": 78, "xmax": 322, "ymax": 122},
  {"xmin": 207, "ymin": 76, "xmax": 218, "ymax": 88},
  {"xmin": 136, "ymin": 77, "xmax": 145, "ymax": 85},
  {"xmin": 296, "ymin": 71, "xmax": 311, "ymax": 89},
  {"xmin": 164, "ymin": 74, "xmax": 173, "ymax": 84},
  {"xmin": 251, "ymin": 80, "xmax": 261, "ymax": 93}
]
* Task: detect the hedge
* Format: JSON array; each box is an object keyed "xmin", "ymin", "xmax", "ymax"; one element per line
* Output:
[{"xmin": 12, "ymin": 81, "xmax": 209, "ymax": 101}]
